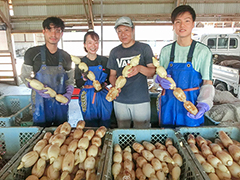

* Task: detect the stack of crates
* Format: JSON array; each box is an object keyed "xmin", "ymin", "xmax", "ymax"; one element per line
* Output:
[
  {"xmin": 0, "ymin": 127, "xmax": 42, "ymax": 178},
  {"xmin": 178, "ymin": 126, "xmax": 240, "ymax": 180},
  {"xmin": 102, "ymin": 128, "xmax": 205, "ymax": 180},
  {"xmin": 0, "ymin": 95, "xmax": 32, "ymax": 126}
]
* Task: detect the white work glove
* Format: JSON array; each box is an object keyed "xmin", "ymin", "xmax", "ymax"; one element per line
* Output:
[
  {"xmin": 187, "ymin": 84, "xmax": 215, "ymax": 119},
  {"xmin": 196, "ymin": 84, "xmax": 215, "ymax": 109}
]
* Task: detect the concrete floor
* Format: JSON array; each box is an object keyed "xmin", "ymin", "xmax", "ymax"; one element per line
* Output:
[{"xmin": 0, "ymin": 82, "xmax": 83, "ymax": 127}]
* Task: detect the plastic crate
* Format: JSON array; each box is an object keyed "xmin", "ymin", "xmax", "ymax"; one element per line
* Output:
[
  {"xmin": 20, "ymin": 121, "xmax": 33, "ymax": 127},
  {"xmin": 0, "ymin": 127, "xmax": 109, "ymax": 180},
  {"xmin": 102, "ymin": 128, "xmax": 205, "ymax": 180},
  {"xmin": 178, "ymin": 126, "xmax": 240, "ymax": 180},
  {"xmin": 0, "ymin": 95, "xmax": 32, "ymax": 127},
  {"xmin": 204, "ymin": 114, "xmax": 220, "ymax": 125},
  {"xmin": 0, "ymin": 127, "xmax": 42, "ymax": 177}
]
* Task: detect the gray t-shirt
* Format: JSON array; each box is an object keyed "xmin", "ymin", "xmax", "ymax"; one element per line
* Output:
[{"xmin": 107, "ymin": 41, "xmax": 154, "ymax": 104}]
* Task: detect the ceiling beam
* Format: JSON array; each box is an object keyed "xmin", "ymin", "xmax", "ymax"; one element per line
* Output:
[
  {"xmin": 11, "ymin": 0, "xmax": 240, "ymax": 7},
  {"xmin": 13, "ymin": 0, "xmax": 240, "ymax": 6},
  {"xmin": 180, "ymin": 0, "xmax": 240, "ymax": 3},
  {"xmin": 83, "ymin": 0, "xmax": 95, "ymax": 29},
  {"xmin": 10, "ymin": 15, "xmax": 87, "ymax": 22},
  {"xmin": 10, "ymin": 13, "xmax": 240, "ymax": 22},
  {"xmin": 90, "ymin": 0, "xmax": 240, "ymax": 5},
  {"xmin": 176, "ymin": 0, "xmax": 180, "ymax": 6},
  {"xmin": 91, "ymin": 0, "xmax": 174, "ymax": 4},
  {"xmin": 87, "ymin": 0, "xmax": 94, "ymax": 29},
  {"xmin": 83, "ymin": 0, "xmax": 91, "ymax": 28},
  {"xmin": 0, "ymin": 9, "xmax": 11, "ymax": 29},
  {"xmin": 10, "ymin": 19, "xmax": 240, "ymax": 34},
  {"xmin": 11, "ymin": 2, "xmax": 84, "ymax": 6}
]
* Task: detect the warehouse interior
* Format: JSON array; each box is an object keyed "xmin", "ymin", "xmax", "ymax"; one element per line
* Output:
[
  {"xmin": 0, "ymin": 0, "xmax": 240, "ymax": 125},
  {"xmin": 0, "ymin": 0, "xmax": 238, "ymax": 126},
  {"xmin": 1, "ymin": 1, "xmax": 240, "ymax": 180}
]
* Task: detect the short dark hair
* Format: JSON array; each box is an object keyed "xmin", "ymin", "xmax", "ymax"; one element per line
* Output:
[
  {"xmin": 42, "ymin": 16, "xmax": 65, "ymax": 31},
  {"xmin": 171, "ymin": 5, "xmax": 196, "ymax": 23},
  {"xmin": 84, "ymin": 30, "xmax": 99, "ymax": 52}
]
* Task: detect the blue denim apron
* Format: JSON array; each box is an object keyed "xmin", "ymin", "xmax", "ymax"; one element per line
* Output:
[
  {"xmin": 32, "ymin": 46, "xmax": 69, "ymax": 127},
  {"xmin": 159, "ymin": 40, "xmax": 203, "ymax": 127},
  {"xmin": 79, "ymin": 64, "xmax": 113, "ymax": 128}
]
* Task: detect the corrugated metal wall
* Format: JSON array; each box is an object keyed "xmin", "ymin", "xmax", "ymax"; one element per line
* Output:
[
  {"xmin": 11, "ymin": 0, "xmax": 86, "ymax": 31},
  {"xmin": 12, "ymin": 0, "xmax": 85, "ymax": 16},
  {"xmin": 191, "ymin": 2, "xmax": 240, "ymax": 20},
  {"xmin": 3, "ymin": 0, "xmax": 240, "ymax": 32}
]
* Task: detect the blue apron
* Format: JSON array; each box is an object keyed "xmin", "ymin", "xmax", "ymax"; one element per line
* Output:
[
  {"xmin": 159, "ymin": 40, "xmax": 203, "ymax": 127},
  {"xmin": 32, "ymin": 46, "xmax": 69, "ymax": 127},
  {"xmin": 79, "ymin": 63, "xmax": 113, "ymax": 128}
]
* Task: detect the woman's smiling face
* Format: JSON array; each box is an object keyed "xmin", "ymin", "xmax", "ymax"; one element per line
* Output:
[{"xmin": 84, "ymin": 34, "xmax": 99, "ymax": 55}]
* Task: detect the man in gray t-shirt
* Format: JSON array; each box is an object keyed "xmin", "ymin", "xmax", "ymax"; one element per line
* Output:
[{"xmin": 107, "ymin": 16, "xmax": 155, "ymax": 128}]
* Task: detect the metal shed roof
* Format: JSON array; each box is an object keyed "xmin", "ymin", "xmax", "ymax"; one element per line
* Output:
[{"xmin": 1, "ymin": 0, "xmax": 240, "ymax": 33}]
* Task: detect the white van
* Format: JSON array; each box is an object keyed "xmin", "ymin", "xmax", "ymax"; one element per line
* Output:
[{"xmin": 200, "ymin": 33, "xmax": 240, "ymax": 56}]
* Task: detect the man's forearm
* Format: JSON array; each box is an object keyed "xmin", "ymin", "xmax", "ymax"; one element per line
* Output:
[
  {"xmin": 138, "ymin": 64, "xmax": 156, "ymax": 77},
  {"xmin": 19, "ymin": 64, "xmax": 33, "ymax": 87},
  {"xmin": 109, "ymin": 75, "xmax": 117, "ymax": 87}
]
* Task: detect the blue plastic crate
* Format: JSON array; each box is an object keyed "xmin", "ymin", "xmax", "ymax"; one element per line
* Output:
[
  {"xmin": 178, "ymin": 126, "xmax": 240, "ymax": 180},
  {"xmin": 204, "ymin": 114, "xmax": 220, "ymax": 125},
  {"xmin": 0, "ymin": 127, "xmax": 42, "ymax": 177},
  {"xmin": 0, "ymin": 127, "xmax": 108, "ymax": 180},
  {"xmin": 0, "ymin": 95, "xmax": 32, "ymax": 127},
  {"xmin": 102, "ymin": 128, "xmax": 205, "ymax": 180},
  {"xmin": 178, "ymin": 126, "xmax": 240, "ymax": 144}
]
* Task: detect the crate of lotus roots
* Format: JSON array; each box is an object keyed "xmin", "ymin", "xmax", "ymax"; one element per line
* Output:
[
  {"xmin": 178, "ymin": 126, "xmax": 240, "ymax": 180},
  {"xmin": 0, "ymin": 121, "xmax": 109, "ymax": 180},
  {"xmin": 102, "ymin": 128, "xmax": 205, "ymax": 180}
]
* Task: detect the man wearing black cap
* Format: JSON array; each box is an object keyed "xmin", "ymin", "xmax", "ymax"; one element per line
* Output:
[{"xmin": 107, "ymin": 16, "xmax": 156, "ymax": 129}]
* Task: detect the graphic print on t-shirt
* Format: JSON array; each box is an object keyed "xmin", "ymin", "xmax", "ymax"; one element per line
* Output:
[{"xmin": 116, "ymin": 55, "xmax": 137, "ymax": 68}]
